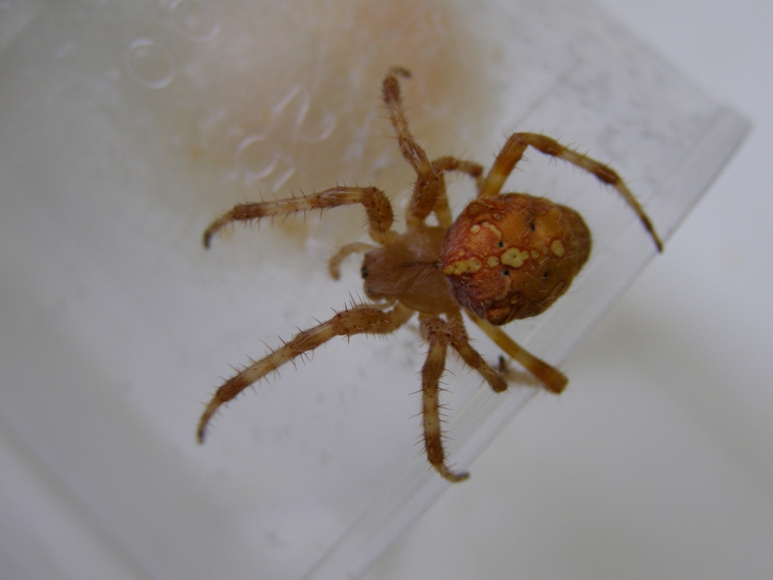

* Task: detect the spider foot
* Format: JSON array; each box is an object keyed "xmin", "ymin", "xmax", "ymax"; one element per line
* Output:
[{"xmin": 435, "ymin": 463, "xmax": 469, "ymax": 483}]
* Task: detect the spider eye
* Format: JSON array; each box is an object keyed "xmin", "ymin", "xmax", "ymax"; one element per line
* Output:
[
  {"xmin": 361, "ymin": 265, "xmax": 369, "ymax": 278},
  {"xmin": 503, "ymin": 269, "xmax": 510, "ymax": 277},
  {"xmin": 497, "ymin": 240, "xmax": 505, "ymax": 248}
]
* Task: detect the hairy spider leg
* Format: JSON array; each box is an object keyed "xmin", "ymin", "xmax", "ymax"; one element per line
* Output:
[
  {"xmin": 432, "ymin": 156, "xmax": 485, "ymax": 194},
  {"xmin": 419, "ymin": 311, "xmax": 521, "ymax": 483},
  {"xmin": 478, "ymin": 132, "xmax": 663, "ymax": 251},
  {"xmin": 383, "ymin": 68, "xmax": 483, "ymax": 230},
  {"xmin": 383, "ymin": 67, "xmax": 444, "ymax": 228},
  {"xmin": 202, "ymin": 186, "xmax": 397, "ymax": 248},
  {"xmin": 197, "ymin": 303, "xmax": 414, "ymax": 443},
  {"xmin": 445, "ymin": 311, "xmax": 508, "ymax": 393},
  {"xmin": 419, "ymin": 315, "xmax": 468, "ymax": 482},
  {"xmin": 467, "ymin": 311, "xmax": 568, "ymax": 394}
]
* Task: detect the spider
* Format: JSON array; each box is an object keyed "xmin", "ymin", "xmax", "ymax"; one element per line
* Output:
[{"xmin": 197, "ymin": 67, "xmax": 663, "ymax": 482}]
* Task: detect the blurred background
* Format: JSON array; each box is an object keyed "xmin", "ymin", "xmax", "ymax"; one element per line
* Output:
[{"xmin": 0, "ymin": 1, "xmax": 770, "ymax": 579}]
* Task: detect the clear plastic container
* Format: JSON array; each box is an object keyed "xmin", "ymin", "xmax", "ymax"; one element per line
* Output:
[{"xmin": 0, "ymin": 1, "xmax": 748, "ymax": 579}]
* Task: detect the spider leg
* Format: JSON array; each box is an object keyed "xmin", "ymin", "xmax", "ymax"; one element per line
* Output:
[
  {"xmin": 432, "ymin": 156, "xmax": 485, "ymax": 193},
  {"xmin": 382, "ymin": 68, "xmax": 446, "ymax": 230},
  {"xmin": 419, "ymin": 314, "xmax": 469, "ymax": 482},
  {"xmin": 203, "ymin": 186, "xmax": 396, "ymax": 248},
  {"xmin": 466, "ymin": 310, "xmax": 568, "ymax": 394},
  {"xmin": 446, "ymin": 311, "xmax": 508, "ymax": 393},
  {"xmin": 197, "ymin": 302, "xmax": 414, "ymax": 443},
  {"xmin": 383, "ymin": 68, "xmax": 486, "ymax": 230},
  {"xmin": 407, "ymin": 155, "xmax": 485, "ymax": 229},
  {"xmin": 328, "ymin": 242, "xmax": 377, "ymax": 280},
  {"xmin": 428, "ymin": 157, "xmax": 485, "ymax": 228},
  {"xmin": 478, "ymin": 132, "xmax": 663, "ymax": 251}
]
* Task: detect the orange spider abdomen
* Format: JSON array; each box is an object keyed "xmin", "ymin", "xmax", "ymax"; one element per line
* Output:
[{"xmin": 439, "ymin": 194, "xmax": 591, "ymax": 325}]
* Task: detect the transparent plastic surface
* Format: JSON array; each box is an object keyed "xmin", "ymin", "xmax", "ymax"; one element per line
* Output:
[{"xmin": 0, "ymin": 1, "xmax": 748, "ymax": 580}]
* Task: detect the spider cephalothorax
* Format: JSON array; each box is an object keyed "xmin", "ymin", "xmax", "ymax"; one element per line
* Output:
[{"xmin": 198, "ymin": 67, "xmax": 662, "ymax": 482}]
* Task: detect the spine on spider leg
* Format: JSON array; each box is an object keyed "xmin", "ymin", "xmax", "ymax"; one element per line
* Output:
[
  {"xmin": 196, "ymin": 321, "xmax": 347, "ymax": 443},
  {"xmin": 202, "ymin": 198, "xmax": 304, "ymax": 248},
  {"xmin": 202, "ymin": 187, "xmax": 395, "ymax": 248},
  {"xmin": 197, "ymin": 347, "xmax": 285, "ymax": 443},
  {"xmin": 382, "ymin": 67, "xmax": 433, "ymax": 175},
  {"xmin": 420, "ymin": 317, "xmax": 469, "ymax": 482},
  {"xmin": 197, "ymin": 304, "xmax": 409, "ymax": 443},
  {"xmin": 556, "ymin": 146, "xmax": 664, "ymax": 252}
]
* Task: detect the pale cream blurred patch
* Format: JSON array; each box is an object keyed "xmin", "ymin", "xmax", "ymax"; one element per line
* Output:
[{"xmin": 122, "ymin": 0, "xmax": 497, "ymax": 246}]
